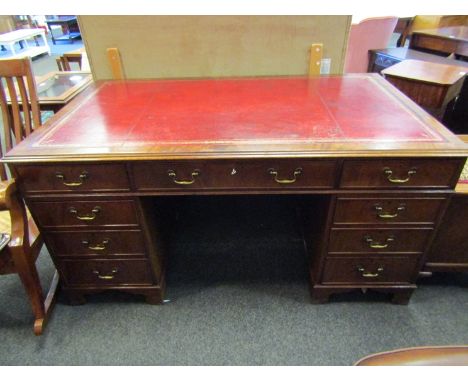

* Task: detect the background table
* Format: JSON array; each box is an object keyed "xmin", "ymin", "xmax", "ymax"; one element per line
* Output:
[
  {"xmin": 35, "ymin": 71, "xmax": 92, "ymax": 112},
  {"xmin": 6, "ymin": 71, "xmax": 92, "ymax": 113},
  {"xmin": 0, "ymin": 28, "xmax": 50, "ymax": 58},
  {"xmin": 410, "ymin": 26, "xmax": 468, "ymax": 58},
  {"xmin": 368, "ymin": 47, "xmax": 468, "ymax": 73},
  {"xmin": 45, "ymin": 16, "xmax": 81, "ymax": 45},
  {"xmin": 369, "ymin": 47, "xmax": 468, "ymax": 134},
  {"xmin": 382, "ymin": 59, "xmax": 467, "ymax": 120}
]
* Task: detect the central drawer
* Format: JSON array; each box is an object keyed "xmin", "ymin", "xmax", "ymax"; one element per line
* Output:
[
  {"xmin": 29, "ymin": 199, "xmax": 139, "ymax": 228},
  {"xmin": 132, "ymin": 160, "xmax": 337, "ymax": 190},
  {"xmin": 328, "ymin": 227, "xmax": 433, "ymax": 254}
]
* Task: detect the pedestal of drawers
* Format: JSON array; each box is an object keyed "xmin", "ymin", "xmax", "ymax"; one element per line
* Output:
[
  {"xmin": 35, "ymin": 195, "xmax": 165, "ymax": 305},
  {"xmin": 309, "ymin": 194, "xmax": 448, "ymax": 304},
  {"xmin": 16, "ymin": 162, "xmax": 166, "ymax": 305},
  {"xmin": 306, "ymin": 156, "xmax": 463, "ymax": 303}
]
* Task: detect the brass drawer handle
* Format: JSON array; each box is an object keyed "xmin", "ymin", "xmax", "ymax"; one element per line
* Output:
[
  {"xmin": 55, "ymin": 171, "xmax": 88, "ymax": 187},
  {"xmin": 383, "ymin": 167, "xmax": 417, "ymax": 184},
  {"xmin": 82, "ymin": 238, "xmax": 109, "ymax": 251},
  {"xmin": 92, "ymin": 268, "xmax": 118, "ymax": 280},
  {"xmin": 167, "ymin": 169, "xmax": 200, "ymax": 185},
  {"xmin": 365, "ymin": 235, "xmax": 394, "ymax": 249},
  {"xmin": 68, "ymin": 206, "xmax": 101, "ymax": 221},
  {"xmin": 374, "ymin": 204, "xmax": 406, "ymax": 219},
  {"xmin": 268, "ymin": 168, "xmax": 303, "ymax": 184},
  {"xmin": 357, "ymin": 266, "xmax": 384, "ymax": 278}
]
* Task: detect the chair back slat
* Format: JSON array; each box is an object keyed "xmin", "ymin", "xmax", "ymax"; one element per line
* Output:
[
  {"xmin": 62, "ymin": 57, "xmax": 72, "ymax": 71},
  {"xmin": 16, "ymin": 76, "xmax": 32, "ymax": 137},
  {"xmin": 24, "ymin": 69, "xmax": 40, "ymax": 130},
  {"xmin": 0, "ymin": 142, "xmax": 6, "ymax": 181},
  {"xmin": 5, "ymin": 77, "xmax": 23, "ymax": 146},
  {"xmin": 0, "ymin": 81, "xmax": 13, "ymax": 153},
  {"xmin": 56, "ymin": 57, "xmax": 64, "ymax": 71},
  {"xmin": 56, "ymin": 56, "xmax": 71, "ymax": 71},
  {"xmin": 56, "ymin": 55, "xmax": 82, "ymax": 71}
]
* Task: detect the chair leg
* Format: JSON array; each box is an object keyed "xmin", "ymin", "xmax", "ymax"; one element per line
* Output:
[
  {"xmin": 34, "ymin": 271, "xmax": 60, "ymax": 335},
  {"xmin": 9, "ymin": 245, "xmax": 46, "ymax": 334}
]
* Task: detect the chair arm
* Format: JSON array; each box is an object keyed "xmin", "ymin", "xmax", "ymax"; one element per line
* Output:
[
  {"xmin": 0, "ymin": 179, "xmax": 29, "ymax": 248},
  {"xmin": 0, "ymin": 179, "xmax": 17, "ymax": 210}
]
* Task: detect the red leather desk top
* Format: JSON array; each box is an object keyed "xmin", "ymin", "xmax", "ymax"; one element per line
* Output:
[
  {"xmin": 38, "ymin": 75, "xmax": 442, "ymax": 146},
  {"xmin": 5, "ymin": 74, "xmax": 468, "ymax": 161}
]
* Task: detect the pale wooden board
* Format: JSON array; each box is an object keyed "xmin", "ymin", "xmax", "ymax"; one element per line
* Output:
[{"xmin": 78, "ymin": 16, "xmax": 351, "ymax": 80}]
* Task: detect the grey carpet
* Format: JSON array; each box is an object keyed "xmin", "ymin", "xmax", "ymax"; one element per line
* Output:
[{"xmin": 0, "ymin": 195, "xmax": 467, "ymax": 365}]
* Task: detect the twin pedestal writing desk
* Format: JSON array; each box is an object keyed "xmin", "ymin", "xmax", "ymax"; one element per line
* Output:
[{"xmin": 4, "ymin": 74, "xmax": 468, "ymax": 305}]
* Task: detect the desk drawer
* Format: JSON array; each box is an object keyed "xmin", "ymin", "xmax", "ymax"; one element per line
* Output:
[
  {"xmin": 340, "ymin": 159, "xmax": 462, "ymax": 189},
  {"xmin": 328, "ymin": 228, "xmax": 432, "ymax": 254},
  {"xmin": 45, "ymin": 230, "xmax": 145, "ymax": 257},
  {"xmin": 333, "ymin": 197, "xmax": 445, "ymax": 224},
  {"xmin": 15, "ymin": 164, "xmax": 130, "ymax": 193},
  {"xmin": 30, "ymin": 199, "xmax": 139, "ymax": 228},
  {"xmin": 321, "ymin": 257, "xmax": 418, "ymax": 284},
  {"xmin": 133, "ymin": 160, "xmax": 337, "ymax": 190},
  {"xmin": 60, "ymin": 258, "xmax": 154, "ymax": 286}
]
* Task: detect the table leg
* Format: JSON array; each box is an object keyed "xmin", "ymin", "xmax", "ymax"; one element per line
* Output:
[
  {"xmin": 40, "ymin": 31, "xmax": 51, "ymax": 55},
  {"xmin": 47, "ymin": 24, "xmax": 56, "ymax": 45},
  {"xmin": 68, "ymin": 22, "xmax": 73, "ymax": 44},
  {"xmin": 396, "ymin": 19, "xmax": 412, "ymax": 47},
  {"xmin": 391, "ymin": 289, "xmax": 414, "ymax": 305},
  {"xmin": 8, "ymin": 42, "xmax": 17, "ymax": 57}
]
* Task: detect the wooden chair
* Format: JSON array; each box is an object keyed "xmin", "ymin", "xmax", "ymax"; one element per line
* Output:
[
  {"xmin": 56, "ymin": 56, "xmax": 68, "ymax": 71},
  {"xmin": 56, "ymin": 53, "xmax": 82, "ymax": 71},
  {"xmin": 0, "ymin": 58, "xmax": 40, "ymax": 140},
  {"xmin": 0, "ymin": 57, "xmax": 59, "ymax": 335},
  {"xmin": 355, "ymin": 346, "xmax": 468, "ymax": 365}
]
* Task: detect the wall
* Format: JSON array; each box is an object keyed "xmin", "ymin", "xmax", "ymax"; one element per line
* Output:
[{"xmin": 78, "ymin": 16, "xmax": 351, "ymax": 80}]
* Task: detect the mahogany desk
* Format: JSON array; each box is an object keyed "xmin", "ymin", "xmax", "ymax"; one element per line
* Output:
[{"xmin": 3, "ymin": 74, "xmax": 468, "ymax": 305}]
